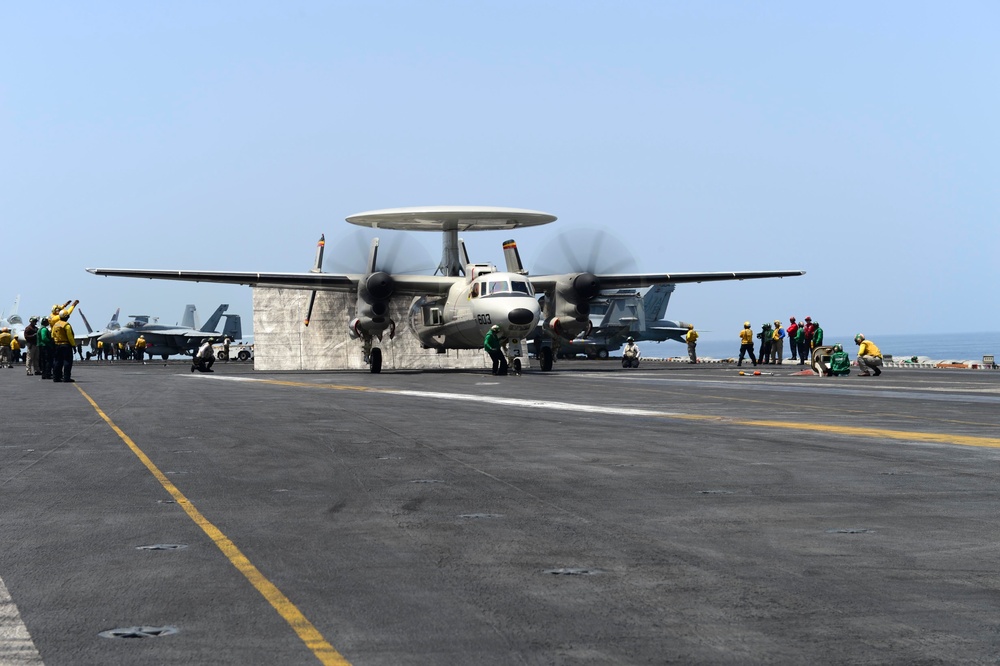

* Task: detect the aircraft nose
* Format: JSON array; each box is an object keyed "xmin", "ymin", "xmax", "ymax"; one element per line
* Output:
[{"xmin": 508, "ymin": 308, "xmax": 535, "ymax": 326}]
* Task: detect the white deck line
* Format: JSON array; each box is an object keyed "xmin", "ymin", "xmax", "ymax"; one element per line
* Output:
[{"xmin": 0, "ymin": 575, "xmax": 43, "ymax": 665}]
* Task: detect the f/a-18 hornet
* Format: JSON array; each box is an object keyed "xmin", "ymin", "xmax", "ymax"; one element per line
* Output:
[{"xmin": 88, "ymin": 206, "xmax": 804, "ymax": 373}]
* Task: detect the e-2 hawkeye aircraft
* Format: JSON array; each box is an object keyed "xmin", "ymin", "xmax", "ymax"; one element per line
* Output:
[{"xmin": 88, "ymin": 206, "xmax": 805, "ymax": 373}]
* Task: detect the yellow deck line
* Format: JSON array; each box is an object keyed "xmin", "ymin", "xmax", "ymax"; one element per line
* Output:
[
  {"xmin": 228, "ymin": 376, "xmax": 1000, "ymax": 450},
  {"xmin": 77, "ymin": 386, "xmax": 350, "ymax": 666}
]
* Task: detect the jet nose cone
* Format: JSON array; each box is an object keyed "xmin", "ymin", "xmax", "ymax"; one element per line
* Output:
[{"xmin": 508, "ymin": 308, "xmax": 535, "ymax": 326}]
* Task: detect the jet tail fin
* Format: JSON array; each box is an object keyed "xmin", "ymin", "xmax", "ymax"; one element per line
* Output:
[
  {"xmin": 77, "ymin": 309, "xmax": 95, "ymax": 335},
  {"xmin": 200, "ymin": 304, "xmax": 229, "ymax": 332},
  {"xmin": 221, "ymin": 314, "xmax": 243, "ymax": 341},
  {"xmin": 180, "ymin": 304, "xmax": 197, "ymax": 329},
  {"xmin": 642, "ymin": 284, "xmax": 675, "ymax": 321},
  {"xmin": 107, "ymin": 308, "xmax": 121, "ymax": 331},
  {"xmin": 5, "ymin": 295, "xmax": 22, "ymax": 327}
]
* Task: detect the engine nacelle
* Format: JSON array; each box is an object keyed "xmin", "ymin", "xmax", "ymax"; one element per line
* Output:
[
  {"xmin": 349, "ymin": 316, "xmax": 395, "ymax": 341},
  {"xmin": 543, "ymin": 316, "xmax": 592, "ymax": 340},
  {"xmin": 542, "ymin": 272, "xmax": 600, "ymax": 339},
  {"xmin": 353, "ymin": 271, "xmax": 396, "ymax": 340},
  {"xmin": 360, "ymin": 271, "xmax": 394, "ymax": 303}
]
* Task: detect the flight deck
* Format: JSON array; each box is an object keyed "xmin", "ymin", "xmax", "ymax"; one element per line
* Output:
[{"xmin": 3, "ymin": 361, "xmax": 1000, "ymax": 665}]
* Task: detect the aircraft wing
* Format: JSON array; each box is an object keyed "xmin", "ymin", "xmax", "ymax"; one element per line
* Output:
[
  {"xmin": 529, "ymin": 269, "xmax": 805, "ymax": 291},
  {"xmin": 137, "ymin": 327, "xmax": 216, "ymax": 338},
  {"xmin": 86, "ymin": 269, "xmax": 457, "ymax": 297}
]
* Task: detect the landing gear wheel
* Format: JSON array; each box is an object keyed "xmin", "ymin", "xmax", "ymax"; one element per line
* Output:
[
  {"xmin": 540, "ymin": 347, "xmax": 553, "ymax": 372},
  {"xmin": 370, "ymin": 347, "xmax": 382, "ymax": 374},
  {"xmin": 512, "ymin": 357, "xmax": 522, "ymax": 376},
  {"xmin": 597, "ymin": 348, "xmax": 609, "ymax": 359}
]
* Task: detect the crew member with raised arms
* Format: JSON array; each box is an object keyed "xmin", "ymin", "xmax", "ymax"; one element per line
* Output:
[{"xmin": 52, "ymin": 309, "xmax": 76, "ymax": 383}]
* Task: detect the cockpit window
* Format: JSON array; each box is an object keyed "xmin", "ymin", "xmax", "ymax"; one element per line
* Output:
[
  {"xmin": 479, "ymin": 279, "xmax": 533, "ymax": 296},
  {"xmin": 511, "ymin": 280, "xmax": 531, "ymax": 295}
]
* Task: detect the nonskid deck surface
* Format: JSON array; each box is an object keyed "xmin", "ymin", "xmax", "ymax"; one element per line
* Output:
[{"xmin": 4, "ymin": 361, "xmax": 1000, "ymax": 665}]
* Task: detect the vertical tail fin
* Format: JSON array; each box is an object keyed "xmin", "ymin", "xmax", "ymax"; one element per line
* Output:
[
  {"xmin": 200, "ymin": 304, "xmax": 229, "ymax": 332},
  {"xmin": 77, "ymin": 309, "xmax": 95, "ymax": 335},
  {"xmin": 642, "ymin": 284, "xmax": 675, "ymax": 321},
  {"xmin": 221, "ymin": 314, "xmax": 243, "ymax": 341},
  {"xmin": 180, "ymin": 304, "xmax": 197, "ymax": 329},
  {"xmin": 502, "ymin": 239, "xmax": 526, "ymax": 274}
]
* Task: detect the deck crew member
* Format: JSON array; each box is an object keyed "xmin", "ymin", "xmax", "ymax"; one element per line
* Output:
[
  {"xmin": 738, "ymin": 321, "xmax": 757, "ymax": 366},
  {"xmin": 854, "ymin": 334, "xmax": 883, "ymax": 377},
  {"xmin": 23, "ymin": 316, "xmax": 39, "ymax": 375},
  {"xmin": 52, "ymin": 310, "xmax": 76, "ymax": 383},
  {"xmin": 484, "ymin": 325, "xmax": 507, "ymax": 376},
  {"xmin": 685, "ymin": 324, "xmax": 699, "ymax": 363}
]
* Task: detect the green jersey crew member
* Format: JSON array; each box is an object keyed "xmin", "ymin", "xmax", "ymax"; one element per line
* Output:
[{"xmin": 484, "ymin": 325, "xmax": 508, "ymax": 376}]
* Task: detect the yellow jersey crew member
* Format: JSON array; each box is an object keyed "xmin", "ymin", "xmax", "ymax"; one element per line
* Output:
[
  {"xmin": 0, "ymin": 327, "xmax": 12, "ymax": 368},
  {"xmin": 135, "ymin": 335, "xmax": 147, "ymax": 362},
  {"xmin": 737, "ymin": 322, "xmax": 757, "ymax": 367},
  {"xmin": 685, "ymin": 324, "xmax": 699, "ymax": 363},
  {"xmin": 52, "ymin": 309, "xmax": 76, "ymax": 383},
  {"xmin": 854, "ymin": 334, "xmax": 883, "ymax": 377}
]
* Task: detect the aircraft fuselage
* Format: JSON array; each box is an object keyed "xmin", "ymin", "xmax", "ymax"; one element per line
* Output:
[{"xmin": 408, "ymin": 270, "xmax": 540, "ymax": 350}]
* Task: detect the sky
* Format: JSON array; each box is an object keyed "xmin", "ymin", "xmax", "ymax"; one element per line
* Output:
[{"xmin": 3, "ymin": 2, "xmax": 998, "ymax": 342}]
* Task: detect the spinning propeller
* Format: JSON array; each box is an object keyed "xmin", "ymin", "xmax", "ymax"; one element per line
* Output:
[{"xmin": 532, "ymin": 229, "xmax": 638, "ymax": 340}]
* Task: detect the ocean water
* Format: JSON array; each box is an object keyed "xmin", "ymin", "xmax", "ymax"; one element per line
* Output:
[{"xmin": 638, "ymin": 331, "xmax": 1000, "ymax": 362}]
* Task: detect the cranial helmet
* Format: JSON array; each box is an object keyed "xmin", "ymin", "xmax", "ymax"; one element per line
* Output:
[
  {"xmin": 743, "ymin": 321, "xmax": 750, "ymax": 328},
  {"xmin": 59, "ymin": 309, "xmax": 69, "ymax": 318},
  {"xmin": 491, "ymin": 325, "xmax": 500, "ymax": 331},
  {"xmin": 627, "ymin": 337, "xmax": 634, "ymax": 342},
  {"xmin": 854, "ymin": 334, "xmax": 865, "ymax": 344},
  {"xmin": 833, "ymin": 343, "xmax": 843, "ymax": 352}
]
